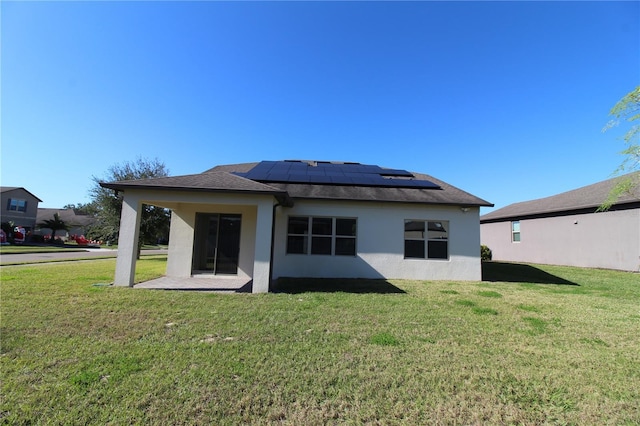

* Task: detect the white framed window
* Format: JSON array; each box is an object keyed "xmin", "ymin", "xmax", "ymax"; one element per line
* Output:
[
  {"xmin": 404, "ymin": 220, "xmax": 449, "ymax": 259},
  {"xmin": 287, "ymin": 216, "xmax": 357, "ymax": 256},
  {"xmin": 511, "ymin": 221, "xmax": 521, "ymax": 242},
  {"xmin": 7, "ymin": 198, "xmax": 27, "ymax": 212}
]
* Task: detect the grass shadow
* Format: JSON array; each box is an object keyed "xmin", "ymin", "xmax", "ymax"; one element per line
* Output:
[
  {"xmin": 273, "ymin": 278, "xmax": 406, "ymax": 294},
  {"xmin": 140, "ymin": 256, "xmax": 169, "ymax": 262},
  {"xmin": 482, "ymin": 261, "xmax": 578, "ymax": 285}
]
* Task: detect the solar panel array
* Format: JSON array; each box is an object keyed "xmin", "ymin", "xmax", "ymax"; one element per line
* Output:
[{"xmin": 233, "ymin": 160, "xmax": 441, "ymax": 189}]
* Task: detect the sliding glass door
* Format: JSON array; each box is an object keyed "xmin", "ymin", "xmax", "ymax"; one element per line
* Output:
[{"xmin": 192, "ymin": 213, "xmax": 241, "ymax": 275}]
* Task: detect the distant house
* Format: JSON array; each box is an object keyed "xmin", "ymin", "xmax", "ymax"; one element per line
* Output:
[
  {"xmin": 0, "ymin": 187, "xmax": 43, "ymax": 233},
  {"xmin": 480, "ymin": 173, "xmax": 640, "ymax": 272},
  {"xmin": 35, "ymin": 208, "xmax": 96, "ymax": 241},
  {"xmin": 101, "ymin": 160, "xmax": 493, "ymax": 292}
]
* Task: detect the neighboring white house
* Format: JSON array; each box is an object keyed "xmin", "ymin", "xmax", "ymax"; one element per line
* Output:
[
  {"xmin": 480, "ymin": 173, "xmax": 640, "ymax": 272},
  {"xmin": 101, "ymin": 160, "xmax": 493, "ymax": 293}
]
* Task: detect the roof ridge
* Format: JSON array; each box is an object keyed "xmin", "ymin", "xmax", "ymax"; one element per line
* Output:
[{"xmin": 481, "ymin": 172, "xmax": 640, "ymax": 221}]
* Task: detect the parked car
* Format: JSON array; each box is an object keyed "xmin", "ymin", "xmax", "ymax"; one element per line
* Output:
[{"xmin": 0, "ymin": 229, "xmax": 7, "ymax": 245}]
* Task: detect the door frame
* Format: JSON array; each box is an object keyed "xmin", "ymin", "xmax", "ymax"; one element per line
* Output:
[{"xmin": 192, "ymin": 213, "xmax": 242, "ymax": 275}]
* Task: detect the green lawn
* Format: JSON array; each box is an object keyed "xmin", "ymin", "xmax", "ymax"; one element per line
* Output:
[
  {"xmin": 0, "ymin": 245, "xmax": 88, "ymax": 255},
  {"xmin": 1, "ymin": 260, "xmax": 639, "ymax": 424}
]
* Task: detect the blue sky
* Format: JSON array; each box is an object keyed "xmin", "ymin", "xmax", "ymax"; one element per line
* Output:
[{"xmin": 2, "ymin": 1, "xmax": 638, "ymax": 212}]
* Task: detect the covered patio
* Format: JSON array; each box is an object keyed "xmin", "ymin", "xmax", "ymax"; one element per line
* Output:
[{"xmin": 100, "ymin": 171, "xmax": 292, "ymax": 293}]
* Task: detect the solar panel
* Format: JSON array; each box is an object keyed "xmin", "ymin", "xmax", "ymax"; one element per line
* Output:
[
  {"xmin": 311, "ymin": 175, "xmax": 333, "ymax": 183},
  {"xmin": 233, "ymin": 160, "xmax": 441, "ymax": 189},
  {"xmin": 381, "ymin": 170, "xmax": 414, "ymax": 177}
]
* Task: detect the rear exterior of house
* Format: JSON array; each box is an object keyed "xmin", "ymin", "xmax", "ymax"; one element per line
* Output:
[
  {"xmin": 480, "ymin": 173, "xmax": 640, "ymax": 272},
  {"xmin": 0, "ymin": 187, "xmax": 42, "ymax": 233},
  {"xmin": 101, "ymin": 160, "xmax": 493, "ymax": 292},
  {"xmin": 270, "ymin": 199, "xmax": 482, "ymax": 281}
]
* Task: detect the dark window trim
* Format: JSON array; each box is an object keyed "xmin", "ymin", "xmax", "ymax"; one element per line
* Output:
[
  {"xmin": 404, "ymin": 219, "xmax": 449, "ymax": 260},
  {"xmin": 6, "ymin": 198, "xmax": 27, "ymax": 212},
  {"xmin": 286, "ymin": 216, "xmax": 357, "ymax": 256}
]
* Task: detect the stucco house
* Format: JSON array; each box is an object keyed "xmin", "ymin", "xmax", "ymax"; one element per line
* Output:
[
  {"xmin": 480, "ymin": 173, "xmax": 640, "ymax": 272},
  {"xmin": 36, "ymin": 208, "xmax": 97, "ymax": 241},
  {"xmin": 101, "ymin": 160, "xmax": 493, "ymax": 293},
  {"xmin": 1, "ymin": 187, "xmax": 43, "ymax": 233}
]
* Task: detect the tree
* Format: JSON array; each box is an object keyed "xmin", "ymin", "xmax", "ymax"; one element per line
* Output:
[
  {"xmin": 599, "ymin": 86, "xmax": 640, "ymax": 211},
  {"xmin": 38, "ymin": 213, "xmax": 70, "ymax": 243},
  {"xmin": 63, "ymin": 202, "xmax": 98, "ymax": 216},
  {"xmin": 89, "ymin": 157, "xmax": 171, "ymax": 247}
]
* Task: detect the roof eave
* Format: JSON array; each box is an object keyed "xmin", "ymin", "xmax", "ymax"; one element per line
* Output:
[
  {"xmin": 480, "ymin": 200, "xmax": 640, "ymax": 223},
  {"xmin": 99, "ymin": 182, "xmax": 289, "ymax": 198},
  {"xmin": 100, "ymin": 182, "xmax": 294, "ymax": 208},
  {"xmin": 0, "ymin": 187, "xmax": 43, "ymax": 202}
]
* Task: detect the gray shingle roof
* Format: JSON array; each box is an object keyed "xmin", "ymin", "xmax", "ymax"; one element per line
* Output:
[
  {"xmin": 100, "ymin": 171, "xmax": 293, "ymax": 205},
  {"xmin": 37, "ymin": 208, "xmax": 96, "ymax": 227},
  {"xmin": 101, "ymin": 161, "xmax": 493, "ymax": 207},
  {"xmin": 481, "ymin": 172, "xmax": 640, "ymax": 222},
  {"xmin": 0, "ymin": 187, "xmax": 43, "ymax": 202},
  {"xmin": 100, "ymin": 171, "xmax": 285, "ymax": 194},
  {"xmin": 262, "ymin": 172, "xmax": 490, "ymax": 205},
  {"xmin": 208, "ymin": 162, "xmax": 493, "ymax": 207}
]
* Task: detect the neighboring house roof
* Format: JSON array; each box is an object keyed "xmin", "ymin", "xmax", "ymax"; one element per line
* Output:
[
  {"xmin": 37, "ymin": 208, "xmax": 96, "ymax": 229},
  {"xmin": 0, "ymin": 187, "xmax": 43, "ymax": 202},
  {"xmin": 481, "ymin": 172, "xmax": 640, "ymax": 223},
  {"xmin": 101, "ymin": 160, "xmax": 493, "ymax": 207}
]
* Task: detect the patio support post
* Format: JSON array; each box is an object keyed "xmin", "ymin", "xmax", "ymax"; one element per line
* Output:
[
  {"xmin": 252, "ymin": 198, "xmax": 274, "ymax": 293},
  {"xmin": 166, "ymin": 209, "xmax": 195, "ymax": 277},
  {"xmin": 114, "ymin": 192, "xmax": 142, "ymax": 287}
]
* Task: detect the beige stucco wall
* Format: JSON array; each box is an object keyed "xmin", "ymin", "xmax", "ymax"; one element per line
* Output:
[
  {"xmin": 480, "ymin": 208, "xmax": 640, "ymax": 272},
  {"xmin": 165, "ymin": 203, "xmax": 258, "ymax": 280},
  {"xmin": 158, "ymin": 192, "xmax": 274, "ymax": 292},
  {"xmin": 273, "ymin": 200, "xmax": 482, "ymax": 281}
]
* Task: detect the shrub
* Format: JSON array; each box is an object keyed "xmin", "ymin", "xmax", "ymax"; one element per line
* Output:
[
  {"xmin": 30, "ymin": 234, "xmax": 45, "ymax": 243},
  {"xmin": 50, "ymin": 237, "xmax": 65, "ymax": 246},
  {"xmin": 481, "ymin": 245, "xmax": 492, "ymax": 261}
]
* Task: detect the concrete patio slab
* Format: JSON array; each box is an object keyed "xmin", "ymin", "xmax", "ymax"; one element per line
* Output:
[{"xmin": 134, "ymin": 276, "xmax": 253, "ymax": 292}]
